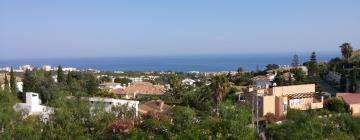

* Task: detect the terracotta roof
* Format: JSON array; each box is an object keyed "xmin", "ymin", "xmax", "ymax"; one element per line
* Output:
[
  {"xmin": 125, "ymin": 82, "xmax": 166, "ymax": 95},
  {"xmin": 139, "ymin": 100, "xmax": 171, "ymax": 114},
  {"xmin": 339, "ymin": 93, "xmax": 360, "ymax": 104},
  {"xmin": 110, "ymin": 89, "xmax": 127, "ymax": 95}
]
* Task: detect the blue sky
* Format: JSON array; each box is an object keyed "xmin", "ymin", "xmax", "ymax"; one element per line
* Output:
[{"xmin": 0, "ymin": 0, "xmax": 359, "ymax": 59}]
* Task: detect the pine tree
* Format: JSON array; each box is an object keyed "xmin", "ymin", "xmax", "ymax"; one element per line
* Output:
[
  {"xmin": 292, "ymin": 54, "xmax": 300, "ymax": 67},
  {"xmin": 4, "ymin": 73, "xmax": 10, "ymax": 92},
  {"xmin": 310, "ymin": 52, "xmax": 317, "ymax": 62},
  {"xmin": 10, "ymin": 67, "xmax": 17, "ymax": 93},
  {"xmin": 57, "ymin": 65, "xmax": 65, "ymax": 83},
  {"xmin": 308, "ymin": 52, "xmax": 318, "ymax": 77}
]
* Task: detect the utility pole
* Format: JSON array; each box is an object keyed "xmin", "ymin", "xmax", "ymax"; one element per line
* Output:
[
  {"xmin": 252, "ymin": 86, "xmax": 259, "ymax": 136},
  {"xmin": 256, "ymin": 91, "xmax": 259, "ymax": 135}
]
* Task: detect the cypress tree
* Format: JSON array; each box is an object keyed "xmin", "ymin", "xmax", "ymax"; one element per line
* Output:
[
  {"xmin": 57, "ymin": 65, "xmax": 65, "ymax": 83},
  {"xmin": 66, "ymin": 71, "xmax": 72, "ymax": 86},
  {"xmin": 10, "ymin": 67, "xmax": 17, "ymax": 93},
  {"xmin": 4, "ymin": 73, "xmax": 10, "ymax": 92},
  {"xmin": 22, "ymin": 69, "xmax": 35, "ymax": 92},
  {"xmin": 86, "ymin": 74, "xmax": 99, "ymax": 95}
]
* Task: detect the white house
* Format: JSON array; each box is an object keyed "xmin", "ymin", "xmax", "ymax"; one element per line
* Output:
[
  {"xmin": 13, "ymin": 92, "xmax": 54, "ymax": 122},
  {"xmin": 85, "ymin": 97, "xmax": 139, "ymax": 117},
  {"xmin": 19, "ymin": 65, "xmax": 33, "ymax": 71},
  {"xmin": 182, "ymin": 78, "xmax": 196, "ymax": 86},
  {"xmin": 16, "ymin": 82, "xmax": 23, "ymax": 93},
  {"xmin": 0, "ymin": 67, "xmax": 11, "ymax": 72},
  {"xmin": 42, "ymin": 65, "xmax": 52, "ymax": 71},
  {"xmin": 99, "ymin": 83, "xmax": 124, "ymax": 90}
]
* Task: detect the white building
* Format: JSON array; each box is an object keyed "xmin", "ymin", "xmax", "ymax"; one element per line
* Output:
[
  {"xmin": 129, "ymin": 77, "xmax": 143, "ymax": 82},
  {"xmin": 42, "ymin": 65, "xmax": 52, "ymax": 71},
  {"xmin": 182, "ymin": 78, "xmax": 196, "ymax": 86},
  {"xmin": 85, "ymin": 97, "xmax": 139, "ymax": 116},
  {"xmin": 16, "ymin": 82, "xmax": 23, "ymax": 93},
  {"xmin": 99, "ymin": 83, "xmax": 124, "ymax": 90},
  {"xmin": 19, "ymin": 65, "xmax": 33, "ymax": 71},
  {"xmin": 0, "ymin": 67, "xmax": 11, "ymax": 72},
  {"xmin": 63, "ymin": 67, "xmax": 78, "ymax": 72},
  {"xmin": 13, "ymin": 92, "xmax": 54, "ymax": 122}
]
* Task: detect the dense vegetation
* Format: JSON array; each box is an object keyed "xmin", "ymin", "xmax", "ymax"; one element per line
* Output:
[
  {"xmin": 267, "ymin": 110, "xmax": 360, "ymax": 140},
  {"xmin": 0, "ymin": 68, "xmax": 255, "ymax": 139},
  {"xmin": 1, "ymin": 42, "xmax": 360, "ymax": 139}
]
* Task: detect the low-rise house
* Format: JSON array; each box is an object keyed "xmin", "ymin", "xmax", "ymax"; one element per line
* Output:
[
  {"xmin": 13, "ymin": 92, "xmax": 54, "ymax": 122},
  {"xmin": 139, "ymin": 100, "xmax": 172, "ymax": 115},
  {"xmin": 256, "ymin": 84, "xmax": 323, "ymax": 119},
  {"xmin": 182, "ymin": 78, "xmax": 196, "ymax": 86},
  {"xmin": 111, "ymin": 89, "xmax": 130, "ymax": 99},
  {"xmin": 85, "ymin": 97, "xmax": 139, "ymax": 117},
  {"xmin": 125, "ymin": 82, "xmax": 167, "ymax": 98},
  {"xmin": 99, "ymin": 83, "xmax": 124, "ymax": 90},
  {"xmin": 253, "ymin": 76, "xmax": 271, "ymax": 89},
  {"xmin": 42, "ymin": 65, "xmax": 52, "ymax": 71},
  {"xmin": 19, "ymin": 65, "xmax": 33, "ymax": 71},
  {"xmin": 0, "ymin": 67, "xmax": 11, "ymax": 72},
  {"xmin": 16, "ymin": 82, "xmax": 23, "ymax": 93},
  {"xmin": 337, "ymin": 93, "xmax": 360, "ymax": 116}
]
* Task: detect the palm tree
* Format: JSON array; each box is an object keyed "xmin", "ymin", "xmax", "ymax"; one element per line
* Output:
[
  {"xmin": 211, "ymin": 75, "xmax": 230, "ymax": 117},
  {"xmin": 339, "ymin": 42, "xmax": 353, "ymax": 60}
]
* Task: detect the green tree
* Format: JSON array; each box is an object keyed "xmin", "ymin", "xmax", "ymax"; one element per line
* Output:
[
  {"xmin": 307, "ymin": 52, "xmax": 319, "ymax": 77},
  {"xmin": 237, "ymin": 66, "xmax": 244, "ymax": 73},
  {"xmin": 0, "ymin": 90, "xmax": 22, "ymax": 139},
  {"xmin": 326, "ymin": 98, "xmax": 345, "ymax": 113},
  {"xmin": 339, "ymin": 42, "xmax": 353, "ymax": 60},
  {"xmin": 340, "ymin": 72, "xmax": 347, "ymax": 92},
  {"xmin": 22, "ymin": 69, "xmax": 36, "ymax": 93},
  {"xmin": 350, "ymin": 69, "xmax": 358, "ymax": 92},
  {"xmin": 274, "ymin": 72, "xmax": 285, "ymax": 86},
  {"xmin": 57, "ymin": 65, "xmax": 65, "ymax": 83},
  {"xmin": 10, "ymin": 67, "xmax": 17, "ymax": 94},
  {"xmin": 4, "ymin": 73, "xmax": 10, "ymax": 92},
  {"xmin": 99, "ymin": 76, "xmax": 112, "ymax": 83},
  {"xmin": 168, "ymin": 74, "xmax": 182, "ymax": 90},
  {"xmin": 291, "ymin": 68, "xmax": 306, "ymax": 83},
  {"xmin": 114, "ymin": 77, "xmax": 132, "ymax": 85},
  {"xmin": 211, "ymin": 75, "xmax": 230, "ymax": 117},
  {"xmin": 292, "ymin": 54, "xmax": 300, "ymax": 67},
  {"xmin": 85, "ymin": 74, "xmax": 99, "ymax": 95}
]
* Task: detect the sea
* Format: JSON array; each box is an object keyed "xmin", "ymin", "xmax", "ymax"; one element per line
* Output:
[{"xmin": 0, "ymin": 52, "xmax": 339, "ymax": 72}]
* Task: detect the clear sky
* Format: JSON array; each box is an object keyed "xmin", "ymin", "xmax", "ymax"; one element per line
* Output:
[{"xmin": 0, "ymin": 0, "xmax": 359, "ymax": 59}]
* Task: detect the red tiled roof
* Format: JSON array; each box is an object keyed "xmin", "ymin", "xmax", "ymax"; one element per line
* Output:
[
  {"xmin": 339, "ymin": 94, "xmax": 360, "ymax": 104},
  {"xmin": 139, "ymin": 100, "xmax": 171, "ymax": 114},
  {"xmin": 110, "ymin": 89, "xmax": 127, "ymax": 95},
  {"xmin": 125, "ymin": 82, "xmax": 166, "ymax": 95}
]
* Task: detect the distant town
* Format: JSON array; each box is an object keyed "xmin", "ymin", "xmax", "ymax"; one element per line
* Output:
[{"xmin": 1, "ymin": 43, "xmax": 360, "ymax": 139}]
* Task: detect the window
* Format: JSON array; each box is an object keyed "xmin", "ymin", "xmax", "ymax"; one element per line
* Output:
[{"xmin": 283, "ymin": 104, "xmax": 288, "ymax": 112}]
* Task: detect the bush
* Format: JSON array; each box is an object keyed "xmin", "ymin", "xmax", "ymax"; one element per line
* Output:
[{"xmin": 325, "ymin": 98, "xmax": 346, "ymax": 113}]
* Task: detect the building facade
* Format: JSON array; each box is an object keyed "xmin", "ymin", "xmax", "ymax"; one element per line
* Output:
[{"xmin": 256, "ymin": 84, "xmax": 323, "ymax": 118}]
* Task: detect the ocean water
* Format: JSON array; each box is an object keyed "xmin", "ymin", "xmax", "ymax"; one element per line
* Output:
[{"xmin": 0, "ymin": 53, "xmax": 339, "ymax": 72}]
